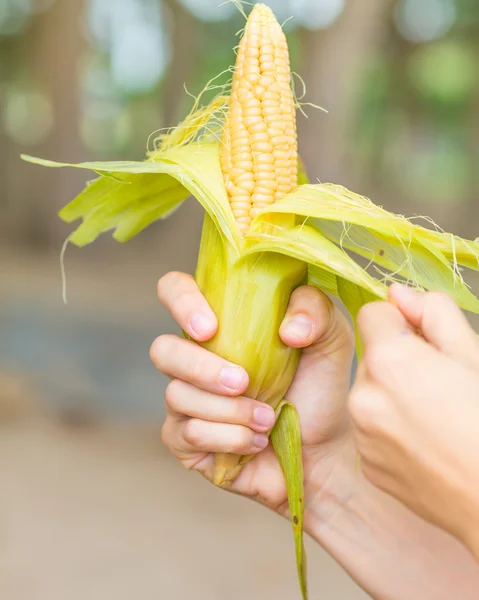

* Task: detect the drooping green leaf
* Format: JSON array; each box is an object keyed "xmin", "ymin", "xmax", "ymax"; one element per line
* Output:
[
  {"xmin": 271, "ymin": 401, "xmax": 307, "ymax": 600},
  {"xmin": 22, "ymin": 143, "xmax": 242, "ymax": 250},
  {"xmin": 315, "ymin": 218, "xmax": 479, "ymax": 314},
  {"xmin": 254, "ymin": 182, "xmax": 479, "ymax": 313},
  {"xmin": 61, "ymin": 174, "xmax": 188, "ymax": 246}
]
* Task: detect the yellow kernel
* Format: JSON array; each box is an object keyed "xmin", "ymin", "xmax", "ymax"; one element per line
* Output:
[
  {"xmin": 230, "ymin": 139, "xmax": 249, "ymax": 151},
  {"xmin": 234, "ymin": 151, "xmax": 254, "ymax": 163},
  {"xmin": 236, "ymin": 160, "xmax": 254, "ymax": 171},
  {"xmin": 255, "ymin": 163, "xmax": 275, "ymax": 173},
  {"xmin": 244, "ymin": 106, "xmax": 262, "ymax": 117},
  {"xmin": 250, "ymin": 132, "xmax": 269, "ymax": 144},
  {"xmin": 231, "ymin": 196, "xmax": 251, "ymax": 206},
  {"xmin": 230, "ymin": 184, "xmax": 251, "ymax": 197},
  {"xmin": 260, "ymin": 61, "xmax": 275, "ymax": 72},
  {"xmin": 260, "ymin": 43, "xmax": 274, "ymax": 55},
  {"xmin": 254, "ymin": 185, "xmax": 275, "ymax": 195},
  {"xmin": 256, "ymin": 178, "xmax": 277, "ymax": 190},
  {"xmin": 268, "ymin": 126, "xmax": 283, "ymax": 140},
  {"xmin": 271, "ymin": 135, "xmax": 291, "ymax": 146},
  {"xmin": 247, "ymin": 73, "xmax": 261, "ymax": 85},
  {"xmin": 270, "ymin": 120, "xmax": 286, "ymax": 131},
  {"xmin": 252, "ymin": 141, "xmax": 273, "ymax": 153},
  {"xmin": 243, "ymin": 115, "xmax": 263, "ymax": 127},
  {"xmin": 260, "ymin": 75, "xmax": 275, "ymax": 87},
  {"xmin": 235, "ymin": 171, "xmax": 254, "ymax": 183},
  {"xmin": 262, "ymin": 105, "xmax": 279, "ymax": 118},
  {"xmin": 260, "ymin": 53, "xmax": 274, "ymax": 64},
  {"xmin": 248, "ymin": 121, "xmax": 267, "ymax": 134},
  {"xmin": 236, "ymin": 180, "xmax": 255, "ymax": 193},
  {"xmin": 229, "ymin": 168, "xmax": 246, "ymax": 179},
  {"xmin": 251, "ymin": 193, "xmax": 274, "ymax": 204},
  {"xmin": 256, "ymin": 153, "xmax": 274, "ymax": 164},
  {"xmin": 263, "ymin": 90, "xmax": 279, "ymax": 102}
]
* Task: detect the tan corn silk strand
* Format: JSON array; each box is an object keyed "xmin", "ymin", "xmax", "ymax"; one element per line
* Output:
[{"xmin": 220, "ymin": 3, "xmax": 298, "ymax": 234}]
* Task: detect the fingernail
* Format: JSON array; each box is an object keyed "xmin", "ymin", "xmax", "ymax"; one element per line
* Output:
[
  {"xmin": 283, "ymin": 314, "xmax": 313, "ymax": 340},
  {"xmin": 190, "ymin": 313, "xmax": 213, "ymax": 337},
  {"xmin": 219, "ymin": 366, "xmax": 246, "ymax": 390},
  {"xmin": 390, "ymin": 283, "xmax": 418, "ymax": 301},
  {"xmin": 253, "ymin": 406, "xmax": 275, "ymax": 428},
  {"xmin": 253, "ymin": 434, "xmax": 269, "ymax": 450}
]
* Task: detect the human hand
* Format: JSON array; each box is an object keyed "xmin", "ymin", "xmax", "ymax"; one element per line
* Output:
[
  {"xmin": 350, "ymin": 284, "xmax": 479, "ymax": 558},
  {"xmin": 150, "ymin": 271, "xmax": 354, "ymax": 513},
  {"xmin": 151, "ymin": 272, "xmax": 479, "ymax": 599}
]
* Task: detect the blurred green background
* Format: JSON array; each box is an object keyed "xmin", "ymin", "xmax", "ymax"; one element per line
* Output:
[{"xmin": 0, "ymin": 1, "xmax": 478, "ymax": 599}]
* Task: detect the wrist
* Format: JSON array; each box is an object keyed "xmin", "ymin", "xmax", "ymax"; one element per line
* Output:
[{"xmin": 303, "ymin": 436, "xmax": 479, "ymax": 600}]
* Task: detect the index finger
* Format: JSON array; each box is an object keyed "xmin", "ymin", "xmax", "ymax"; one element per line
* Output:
[
  {"xmin": 157, "ymin": 271, "xmax": 218, "ymax": 342},
  {"xmin": 357, "ymin": 300, "xmax": 413, "ymax": 348},
  {"xmin": 357, "ymin": 300, "xmax": 444, "ymax": 392}
]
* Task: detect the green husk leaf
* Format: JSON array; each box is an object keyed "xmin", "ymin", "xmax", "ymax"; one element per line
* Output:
[
  {"xmin": 245, "ymin": 223, "xmax": 388, "ymax": 301},
  {"xmin": 271, "ymin": 401, "xmax": 307, "ymax": 600},
  {"xmin": 254, "ymin": 183, "xmax": 479, "ymax": 313},
  {"xmin": 65, "ymin": 174, "xmax": 187, "ymax": 246},
  {"xmin": 315, "ymin": 218, "xmax": 479, "ymax": 314},
  {"xmin": 22, "ymin": 143, "xmax": 242, "ymax": 250},
  {"xmin": 297, "ymin": 156, "xmax": 309, "ymax": 185},
  {"xmin": 308, "ymin": 265, "xmax": 338, "ymax": 297},
  {"xmin": 337, "ymin": 277, "xmax": 381, "ymax": 359}
]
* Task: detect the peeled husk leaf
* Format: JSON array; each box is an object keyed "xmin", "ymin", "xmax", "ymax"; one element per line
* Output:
[{"xmin": 272, "ymin": 401, "xmax": 307, "ymax": 600}]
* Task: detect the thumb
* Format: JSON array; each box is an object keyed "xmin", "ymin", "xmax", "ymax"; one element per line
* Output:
[
  {"xmin": 279, "ymin": 286, "xmax": 353, "ymax": 358},
  {"xmin": 389, "ymin": 284, "xmax": 479, "ymax": 369},
  {"xmin": 278, "ymin": 286, "xmax": 354, "ymax": 444}
]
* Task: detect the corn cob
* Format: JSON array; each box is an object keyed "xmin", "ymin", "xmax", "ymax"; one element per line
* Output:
[{"xmin": 220, "ymin": 4, "xmax": 297, "ymax": 232}]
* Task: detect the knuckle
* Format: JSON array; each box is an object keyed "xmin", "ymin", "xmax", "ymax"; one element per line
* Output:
[
  {"xmin": 426, "ymin": 290, "xmax": 453, "ymax": 309},
  {"xmin": 157, "ymin": 271, "xmax": 194, "ymax": 303},
  {"xmin": 183, "ymin": 419, "xmax": 202, "ymax": 447},
  {"xmin": 291, "ymin": 284, "xmax": 325, "ymax": 306},
  {"xmin": 290, "ymin": 285, "xmax": 334, "ymax": 327},
  {"xmin": 164, "ymin": 379, "xmax": 183, "ymax": 411},
  {"xmin": 189, "ymin": 354, "xmax": 210, "ymax": 383},
  {"xmin": 174, "ymin": 289, "xmax": 198, "ymax": 317},
  {"xmin": 424, "ymin": 291, "xmax": 455, "ymax": 319},
  {"xmin": 160, "ymin": 420, "xmax": 171, "ymax": 448},
  {"xmin": 360, "ymin": 459, "xmax": 379, "ymax": 485},
  {"xmin": 357, "ymin": 301, "xmax": 383, "ymax": 330},
  {"xmin": 348, "ymin": 386, "xmax": 381, "ymax": 434},
  {"xmin": 365, "ymin": 338, "xmax": 404, "ymax": 381},
  {"xmin": 229, "ymin": 428, "xmax": 254, "ymax": 453},
  {"xmin": 149, "ymin": 334, "xmax": 174, "ymax": 368},
  {"xmin": 157, "ymin": 271, "xmax": 177, "ymax": 299}
]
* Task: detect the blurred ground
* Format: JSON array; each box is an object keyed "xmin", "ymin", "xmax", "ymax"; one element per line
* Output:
[{"xmin": 0, "ymin": 245, "xmax": 368, "ymax": 600}]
